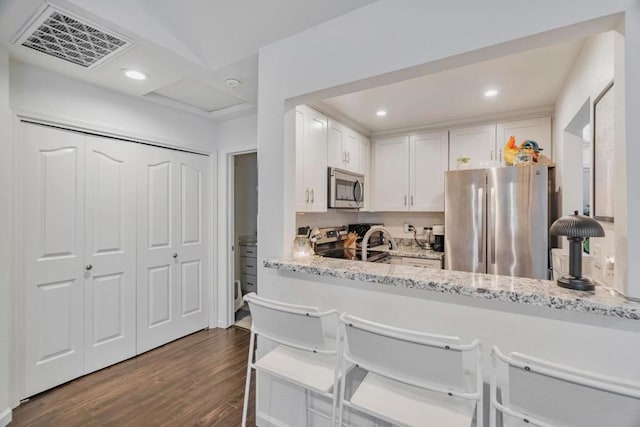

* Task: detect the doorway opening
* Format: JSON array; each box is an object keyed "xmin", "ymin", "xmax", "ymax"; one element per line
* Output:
[{"xmin": 230, "ymin": 151, "xmax": 258, "ymax": 329}]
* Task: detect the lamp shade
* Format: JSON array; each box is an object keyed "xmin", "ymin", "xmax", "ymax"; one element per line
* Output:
[{"xmin": 549, "ymin": 210, "xmax": 605, "ymax": 237}]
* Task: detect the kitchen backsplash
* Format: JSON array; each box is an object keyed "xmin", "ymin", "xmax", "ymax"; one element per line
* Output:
[{"xmin": 296, "ymin": 211, "xmax": 444, "ymax": 239}]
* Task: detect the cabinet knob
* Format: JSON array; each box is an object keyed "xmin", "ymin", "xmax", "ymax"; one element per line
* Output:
[
  {"xmin": 173, "ymin": 253, "xmax": 178, "ymax": 259},
  {"xmin": 85, "ymin": 264, "xmax": 93, "ymax": 271}
]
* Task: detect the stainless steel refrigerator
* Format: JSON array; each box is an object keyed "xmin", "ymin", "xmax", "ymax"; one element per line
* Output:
[{"xmin": 444, "ymin": 165, "xmax": 548, "ymax": 279}]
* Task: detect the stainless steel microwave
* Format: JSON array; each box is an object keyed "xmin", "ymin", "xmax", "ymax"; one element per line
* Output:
[{"xmin": 328, "ymin": 167, "xmax": 364, "ymax": 209}]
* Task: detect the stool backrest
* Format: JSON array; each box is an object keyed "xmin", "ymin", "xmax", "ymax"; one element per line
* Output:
[
  {"xmin": 492, "ymin": 346, "xmax": 640, "ymax": 427},
  {"xmin": 244, "ymin": 293, "xmax": 338, "ymax": 354},
  {"xmin": 340, "ymin": 314, "xmax": 481, "ymax": 396}
]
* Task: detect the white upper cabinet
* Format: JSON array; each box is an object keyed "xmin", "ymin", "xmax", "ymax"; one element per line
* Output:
[
  {"xmin": 496, "ymin": 117, "xmax": 551, "ymax": 159},
  {"xmin": 327, "ymin": 118, "xmax": 346, "ymax": 170},
  {"xmin": 449, "ymin": 124, "xmax": 497, "ymax": 169},
  {"xmin": 373, "ymin": 136, "xmax": 410, "ymax": 211},
  {"xmin": 410, "ymin": 131, "xmax": 449, "ymax": 211},
  {"xmin": 327, "ymin": 118, "xmax": 366, "ymax": 174},
  {"xmin": 295, "ymin": 105, "xmax": 328, "ymax": 212},
  {"xmin": 373, "ymin": 130, "xmax": 448, "ymax": 212}
]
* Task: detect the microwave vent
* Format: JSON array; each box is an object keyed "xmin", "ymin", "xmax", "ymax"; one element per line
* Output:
[{"xmin": 14, "ymin": 5, "xmax": 133, "ymax": 68}]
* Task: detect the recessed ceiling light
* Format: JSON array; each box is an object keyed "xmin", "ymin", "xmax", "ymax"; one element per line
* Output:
[
  {"xmin": 484, "ymin": 89, "xmax": 498, "ymax": 97},
  {"xmin": 123, "ymin": 69, "xmax": 148, "ymax": 80},
  {"xmin": 376, "ymin": 110, "xmax": 387, "ymax": 117}
]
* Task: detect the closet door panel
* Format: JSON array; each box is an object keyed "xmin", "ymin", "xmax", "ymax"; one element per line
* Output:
[
  {"xmin": 23, "ymin": 123, "xmax": 85, "ymax": 397},
  {"xmin": 84, "ymin": 136, "xmax": 136, "ymax": 372},
  {"xmin": 137, "ymin": 145, "xmax": 180, "ymax": 353},
  {"xmin": 175, "ymin": 153, "xmax": 209, "ymax": 337}
]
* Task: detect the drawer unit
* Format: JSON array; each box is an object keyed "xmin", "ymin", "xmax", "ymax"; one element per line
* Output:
[
  {"xmin": 401, "ymin": 257, "xmax": 442, "ymax": 269},
  {"xmin": 241, "ymin": 256, "xmax": 257, "ymax": 275},
  {"xmin": 241, "ymin": 273, "xmax": 257, "ymax": 293},
  {"xmin": 239, "ymin": 242, "xmax": 258, "ymax": 293},
  {"xmin": 240, "ymin": 245, "xmax": 257, "ymax": 257}
]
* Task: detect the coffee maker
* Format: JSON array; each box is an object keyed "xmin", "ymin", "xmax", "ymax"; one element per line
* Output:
[{"xmin": 432, "ymin": 224, "xmax": 445, "ymax": 252}]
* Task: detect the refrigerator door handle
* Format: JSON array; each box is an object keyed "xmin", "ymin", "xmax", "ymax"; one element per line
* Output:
[
  {"xmin": 489, "ymin": 187, "xmax": 496, "ymax": 265},
  {"xmin": 477, "ymin": 188, "xmax": 484, "ymax": 263}
]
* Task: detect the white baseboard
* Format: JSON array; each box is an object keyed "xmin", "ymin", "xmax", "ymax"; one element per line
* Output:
[{"xmin": 0, "ymin": 408, "xmax": 11, "ymax": 427}]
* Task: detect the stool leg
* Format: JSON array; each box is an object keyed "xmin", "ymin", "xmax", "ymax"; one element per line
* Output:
[{"xmin": 242, "ymin": 331, "xmax": 256, "ymax": 427}]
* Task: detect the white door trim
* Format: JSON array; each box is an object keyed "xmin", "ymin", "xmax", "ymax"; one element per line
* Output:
[{"xmin": 217, "ymin": 146, "xmax": 257, "ymax": 328}]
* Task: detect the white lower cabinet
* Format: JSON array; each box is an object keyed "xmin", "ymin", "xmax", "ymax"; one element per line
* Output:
[
  {"xmin": 390, "ymin": 256, "xmax": 443, "ymax": 269},
  {"xmin": 22, "ymin": 121, "xmax": 210, "ymax": 397},
  {"xmin": 401, "ymin": 257, "xmax": 443, "ymax": 269}
]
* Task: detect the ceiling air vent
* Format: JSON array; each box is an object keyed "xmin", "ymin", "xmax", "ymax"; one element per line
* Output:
[{"xmin": 14, "ymin": 4, "xmax": 133, "ymax": 68}]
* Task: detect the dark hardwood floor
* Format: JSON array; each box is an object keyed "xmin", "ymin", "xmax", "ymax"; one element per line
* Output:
[{"xmin": 11, "ymin": 327, "xmax": 255, "ymax": 426}]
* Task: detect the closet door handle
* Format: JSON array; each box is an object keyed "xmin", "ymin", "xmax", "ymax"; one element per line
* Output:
[
  {"xmin": 85, "ymin": 264, "xmax": 93, "ymax": 271},
  {"xmin": 173, "ymin": 253, "xmax": 178, "ymax": 259}
]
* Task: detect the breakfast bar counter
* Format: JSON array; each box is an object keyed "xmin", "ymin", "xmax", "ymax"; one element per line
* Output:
[
  {"xmin": 264, "ymin": 257, "xmax": 640, "ymax": 320},
  {"xmin": 258, "ymin": 256, "xmax": 640, "ymax": 427}
]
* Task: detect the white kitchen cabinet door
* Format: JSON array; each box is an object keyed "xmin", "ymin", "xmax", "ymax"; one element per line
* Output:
[
  {"xmin": 23, "ymin": 123, "xmax": 86, "ymax": 397},
  {"xmin": 174, "ymin": 152, "xmax": 209, "ymax": 339},
  {"xmin": 327, "ymin": 118, "xmax": 345, "ymax": 169},
  {"xmin": 409, "ymin": 131, "xmax": 449, "ymax": 211},
  {"xmin": 345, "ymin": 129, "xmax": 362, "ymax": 173},
  {"xmin": 360, "ymin": 135, "xmax": 372, "ymax": 211},
  {"xmin": 373, "ymin": 136, "xmax": 409, "ymax": 211},
  {"xmin": 136, "ymin": 145, "xmax": 180, "ymax": 353},
  {"xmin": 83, "ymin": 136, "xmax": 137, "ymax": 373},
  {"xmin": 496, "ymin": 116, "xmax": 551, "ymax": 160},
  {"xmin": 449, "ymin": 124, "xmax": 497, "ymax": 169},
  {"xmin": 294, "ymin": 109, "xmax": 307, "ymax": 211},
  {"xmin": 295, "ymin": 105, "xmax": 328, "ymax": 212},
  {"xmin": 136, "ymin": 146, "xmax": 209, "ymax": 353}
]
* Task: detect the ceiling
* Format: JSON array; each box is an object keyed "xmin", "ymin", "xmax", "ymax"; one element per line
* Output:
[
  {"xmin": 0, "ymin": 0, "xmax": 377, "ymax": 120},
  {"xmin": 319, "ymin": 38, "xmax": 586, "ymax": 134}
]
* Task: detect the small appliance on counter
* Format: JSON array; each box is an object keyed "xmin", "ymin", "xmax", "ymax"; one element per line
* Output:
[
  {"xmin": 347, "ymin": 223, "xmax": 384, "ymax": 248},
  {"xmin": 432, "ymin": 225, "xmax": 445, "ymax": 252},
  {"xmin": 314, "ymin": 226, "xmax": 389, "ymax": 263},
  {"xmin": 292, "ymin": 226, "xmax": 314, "ymax": 258}
]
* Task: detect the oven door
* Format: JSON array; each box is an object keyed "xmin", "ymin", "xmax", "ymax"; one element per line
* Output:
[{"xmin": 329, "ymin": 167, "xmax": 364, "ymax": 209}]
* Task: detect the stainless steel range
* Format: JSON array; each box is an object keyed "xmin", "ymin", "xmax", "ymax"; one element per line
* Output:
[{"xmin": 314, "ymin": 226, "xmax": 389, "ymax": 263}]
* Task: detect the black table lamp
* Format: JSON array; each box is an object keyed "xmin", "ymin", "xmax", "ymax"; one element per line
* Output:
[{"xmin": 549, "ymin": 210, "xmax": 605, "ymax": 291}]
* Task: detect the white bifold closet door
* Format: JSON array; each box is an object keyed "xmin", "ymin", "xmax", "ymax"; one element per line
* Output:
[
  {"xmin": 23, "ymin": 124, "xmax": 137, "ymax": 397},
  {"xmin": 136, "ymin": 145, "xmax": 209, "ymax": 354}
]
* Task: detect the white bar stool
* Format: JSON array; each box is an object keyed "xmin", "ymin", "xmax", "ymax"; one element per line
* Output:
[
  {"xmin": 490, "ymin": 346, "xmax": 640, "ymax": 427},
  {"xmin": 241, "ymin": 293, "xmax": 341, "ymax": 427},
  {"xmin": 338, "ymin": 313, "xmax": 483, "ymax": 427}
]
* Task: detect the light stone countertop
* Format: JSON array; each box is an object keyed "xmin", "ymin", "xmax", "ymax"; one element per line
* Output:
[
  {"xmin": 370, "ymin": 244, "xmax": 444, "ymax": 260},
  {"xmin": 264, "ymin": 256, "xmax": 640, "ymax": 321}
]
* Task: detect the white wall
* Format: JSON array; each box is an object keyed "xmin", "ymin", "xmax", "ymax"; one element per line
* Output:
[
  {"xmin": 6, "ymin": 61, "xmax": 222, "ymax": 407},
  {"xmin": 215, "ymin": 114, "xmax": 257, "ymax": 326},
  {"xmin": 257, "ymin": 0, "xmax": 640, "ymax": 299},
  {"xmin": 0, "ymin": 46, "xmax": 12, "ymax": 427},
  {"xmin": 10, "ymin": 61, "xmax": 217, "ymax": 153},
  {"xmin": 554, "ymin": 33, "xmax": 614, "ymax": 289},
  {"xmin": 552, "ymin": 31, "xmax": 626, "ymax": 290}
]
